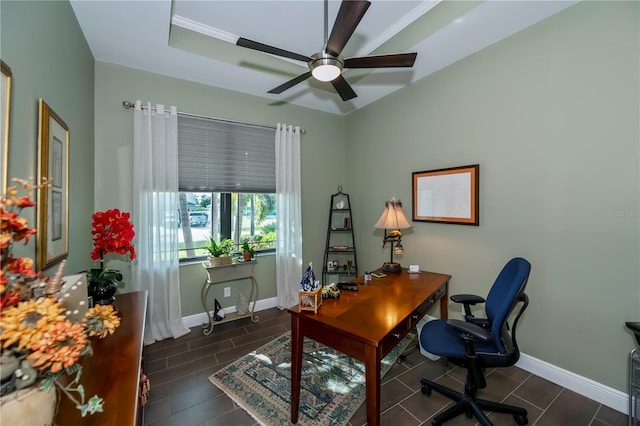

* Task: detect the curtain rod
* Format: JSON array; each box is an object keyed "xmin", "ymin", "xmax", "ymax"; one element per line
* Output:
[{"xmin": 121, "ymin": 101, "xmax": 305, "ymax": 134}]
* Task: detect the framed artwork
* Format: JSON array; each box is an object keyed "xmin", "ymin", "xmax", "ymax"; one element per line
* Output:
[
  {"xmin": 412, "ymin": 164, "xmax": 479, "ymax": 226},
  {"xmin": 37, "ymin": 99, "xmax": 69, "ymax": 270},
  {"xmin": 1, "ymin": 60, "xmax": 12, "ymax": 192}
]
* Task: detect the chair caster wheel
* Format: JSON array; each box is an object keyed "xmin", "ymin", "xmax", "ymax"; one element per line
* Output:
[
  {"xmin": 514, "ymin": 414, "xmax": 528, "ymax": 425},
  {"xmin": 421, "ymin": 384, "xmax": 432, "ymax": 396}
]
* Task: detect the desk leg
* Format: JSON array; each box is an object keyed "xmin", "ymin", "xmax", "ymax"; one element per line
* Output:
[
  {"xmin": 290, "ymin": 316, "xmax": 303, "ymax": 424},
  {"xmin": 248, "ymin": 277, "xmax": 259, "ymax": 323},
  {"xmin": 364, "ymin": 344, "xmax": 381, "ymax": 426},
  {"xmin": 200, "ymin": 279, "xmax": 214, "ymax": 336}
]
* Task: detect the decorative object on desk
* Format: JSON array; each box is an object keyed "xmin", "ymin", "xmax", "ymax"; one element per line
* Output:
[
  {"xmin": 209, "ymin": 331, "xmax": 415, "ymax": 426},
  {"xmin": 299, "ymin": 262, "xmax": 321, "ymax": 312},
  {"xmin": 335, "ymin": 200, "xmax": 345, "ymax": 209},
  {"xmin": 59, "ymin": 273, "xmax": 90, "ymax": 323},
  {"xmin": 374, "ymin": 197, "xmax": 412, "ymax": 272},
  {"xmin": 88, "ymin": 208, "xmax": 136, "ymax": 305},
  {"xmin": 213, "ymin": 298, "xmax": 225, "ymax": 321},
  {"xmin": 205, "ymin": 236, "xmax": 234, "ymax": 266},
  {"xmin": 241, "ymin": 240, "xmax": 256, "ymax": 262},
  {"xmin": 321, "ymin": 283, "xmax": 340, "ymax": 299},
  {"xmin": 412, "ymin": 164, "xmax": 479, "ymax": 225},
  {"xmin": 299, "ymin": 262, "xmax": 317, "ymax": 291},
  {"xmin": 0, "ymin": 179, "xmax": 121, "ymax": 418}
]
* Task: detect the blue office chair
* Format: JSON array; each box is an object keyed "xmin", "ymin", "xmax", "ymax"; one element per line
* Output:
[{"xmin": 420, "ymin": 257, "xmax": 531, "ymax": 426}]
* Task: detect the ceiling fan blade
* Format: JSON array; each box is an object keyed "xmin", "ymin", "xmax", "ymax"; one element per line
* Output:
[
  {"xmin": 344, "ymin": 53, "xmax": 417, "ymax": 69},
  {"xmin": 331, "ymin": 74, "xmax": 357, "ymax": 101},
  {"xmin": 237, "ymin": 37, "xmax": 312, "ymax": 63},
  {"xmin": 268, "ymin": 72, "xmax": 312, "ymax": 94},
  {"xmin": 325, "ymin": 0, "xmax": 371, "ymax": 57}
]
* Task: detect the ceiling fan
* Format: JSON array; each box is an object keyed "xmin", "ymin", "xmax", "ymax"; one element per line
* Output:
[{"xmin": 235, "ymin": 0, "xmax": 417, "ymax": 101}]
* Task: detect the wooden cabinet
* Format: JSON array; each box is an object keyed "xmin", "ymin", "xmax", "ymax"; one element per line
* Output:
[{"xmin": 54, "ymin": 291, "xmax": 147, "ymax": 426}]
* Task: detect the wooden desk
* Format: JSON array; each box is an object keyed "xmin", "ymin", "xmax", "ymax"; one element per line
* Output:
[
  {"xmin": 288, "ymin": 270, "xmax": 450, "ymax": 426},
  {"xmin": 55, "ymin": 291, "xmax": 147, "ymax": 426}
]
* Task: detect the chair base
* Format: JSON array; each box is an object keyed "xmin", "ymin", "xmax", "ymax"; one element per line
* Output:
[{"xmin": 420, "ymin": 378, "xmax": 528, "ymax": 426}]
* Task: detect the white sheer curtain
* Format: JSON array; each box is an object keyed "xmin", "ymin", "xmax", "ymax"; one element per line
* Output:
[
  {"xmin": 132, "ymin": 101, "xmax": 189, "ymax": 345},
  {"xmin": 275, "ymin": 123, "xmax": 303, "ymax": 309}
]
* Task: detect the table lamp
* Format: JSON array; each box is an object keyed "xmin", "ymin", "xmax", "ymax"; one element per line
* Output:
[{"xmin": 374, "ymin": 197, "xmax": 412, "ymax": 272}]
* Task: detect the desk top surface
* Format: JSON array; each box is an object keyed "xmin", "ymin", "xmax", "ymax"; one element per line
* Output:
[{"xmin": 288, "ymin": 269, "xmax": 450, "ymax": 345}]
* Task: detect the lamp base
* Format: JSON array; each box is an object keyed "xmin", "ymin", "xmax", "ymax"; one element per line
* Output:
[{"xmin": 382, "ymin": 262, "xmax": 402, "ymax": 273}]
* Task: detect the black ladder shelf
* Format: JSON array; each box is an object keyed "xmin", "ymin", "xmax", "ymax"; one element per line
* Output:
[{"xmin": 323, "ymin": 186, "xmax": 358, "ymax": 284}]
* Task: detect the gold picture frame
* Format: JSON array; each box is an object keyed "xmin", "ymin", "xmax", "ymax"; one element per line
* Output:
[
  {"xmin": 412, "ymin": 164, "xmax": 479, "ymax": 226},
  {"xmin": 37, "ymin": 99, "xmax": 69, "ymax": 270},
  {"xmin": 1, "ymin": 60, "xmax": 12, "ymax": 192}
]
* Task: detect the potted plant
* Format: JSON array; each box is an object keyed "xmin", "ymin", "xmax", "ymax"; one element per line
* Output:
[
  {"xmin": 86, "ymin": 268, "xmax": 123, "ymax": 305},
  {"xmin": 242, "ymin": 241, "xmax": 256, "ymax": 261},
  {"xmin": 206, "ymin": 236, "xmax": 235, "ymax": 266},
  {"xmin": 88, "ymin": 209, "xmax": 136, "ymax": 305}
]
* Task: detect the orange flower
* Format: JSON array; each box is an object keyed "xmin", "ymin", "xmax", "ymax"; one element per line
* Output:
[
  {"xmin": 0, "ymin": 298, "xmax": 65, "ymax": 349},
  {"xmin": 27, "ymin": 320, "xmax": 88, "ymax": 373},
  {"xmin": 83, "ymin": 304, "xmax": 121, "ymax": 338}
]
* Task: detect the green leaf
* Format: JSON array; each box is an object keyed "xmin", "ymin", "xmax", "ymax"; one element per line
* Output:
[{"xmin": 78, "ymin": 395, "xmax": 105, "ymax": 417}]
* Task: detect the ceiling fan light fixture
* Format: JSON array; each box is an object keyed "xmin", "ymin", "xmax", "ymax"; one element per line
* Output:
[{"xmin": 309, "ymin": 53, "xmax": 343, "ymax": 82}]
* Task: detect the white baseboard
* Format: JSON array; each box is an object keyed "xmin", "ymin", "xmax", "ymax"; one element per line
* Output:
[
  {"xmin": 516, "ymin": 353, "xmax": 629, "ymax": 415},
  {"xmin": 182, "ymin": 304, "xmax": 629, "ymax": 415},
  {"xmin": 182, "ymin": 296, "xmax": 279, "ymax": 329}
]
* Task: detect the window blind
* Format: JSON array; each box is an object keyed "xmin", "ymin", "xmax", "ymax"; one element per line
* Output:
[{"xmin": 178, "ymin": 115, "xmax": 276, "ymax": 193}]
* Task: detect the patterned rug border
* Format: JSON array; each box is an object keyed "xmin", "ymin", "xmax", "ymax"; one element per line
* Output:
[{"xmin": 209, "ymin": 331, "xmax": 415, "ymax": 426}]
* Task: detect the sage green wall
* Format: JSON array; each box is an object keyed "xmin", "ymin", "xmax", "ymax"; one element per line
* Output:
[
  {"xmin": 345, "ymin": 1, "xmax": 639, "ymax": 392},
  {"xmin": 0, "ymin": 0, "xmax": 95, "ymax": 275},
  {"xmin": 93, "ymin": 62, "xmax": 346, "ymax": 314}
]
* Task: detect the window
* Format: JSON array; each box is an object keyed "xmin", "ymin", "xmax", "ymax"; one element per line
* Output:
[{"xmin": 177, "ymin": 115, "xmax": 276, "ymax": 261}]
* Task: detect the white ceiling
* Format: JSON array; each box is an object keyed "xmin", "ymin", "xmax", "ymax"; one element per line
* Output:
[{"xmin": 70, "ymin": 0, "xmax": 579, "ymax": 115}]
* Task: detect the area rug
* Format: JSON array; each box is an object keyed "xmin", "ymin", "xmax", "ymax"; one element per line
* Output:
[{"xmin": 209, "ymin": 331, "xmax": 415, "ymax": 426}]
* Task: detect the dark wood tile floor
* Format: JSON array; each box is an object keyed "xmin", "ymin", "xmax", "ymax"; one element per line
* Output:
[{"xmin": 142, "ymin": 308, "xmax": 628, "ymax": 426}]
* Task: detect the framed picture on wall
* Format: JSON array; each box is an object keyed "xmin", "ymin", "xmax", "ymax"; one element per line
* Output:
[
  {"xmin": 412, "ymin": 164, "xmax": 479, "ymax": 226},
  {"xmin": 37, "ymin": 99, "xmax": 69, "ymax": 270},
  {"xmin": 1, "ymin": 60, "xmax": 12, "ymax": 193}
]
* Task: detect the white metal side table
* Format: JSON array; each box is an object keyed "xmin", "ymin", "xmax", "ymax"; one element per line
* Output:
[{"xmin": 200, "ymin": 260, "xmax": 259, "ymax": 335}]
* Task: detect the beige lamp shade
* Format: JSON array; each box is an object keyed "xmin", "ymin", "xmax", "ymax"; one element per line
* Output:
[{"xmin": 374, "ymin": 197, "xmax": 412, "ymax": 230}]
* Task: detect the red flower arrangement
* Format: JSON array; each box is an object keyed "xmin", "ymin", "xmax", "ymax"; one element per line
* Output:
[{"xmin": 90, "ymin": 209, "xmax": 136, "ymax": 263}]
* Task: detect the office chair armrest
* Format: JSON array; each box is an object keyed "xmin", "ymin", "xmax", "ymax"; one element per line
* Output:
[
  {"xmin": 447, "ymin": 319, "xmax": 491, "ymax": 342},
  {"xmin": 450, "ymin": 294, "xmax": 485, "ymax": 305},
  {"xmin": 451, "ymin": 294, "xmax": 487, "ymax": 324}
]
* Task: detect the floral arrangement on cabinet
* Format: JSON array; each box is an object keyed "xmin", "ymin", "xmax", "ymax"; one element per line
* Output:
[
  {"xmin": 87, "ymin": 208, "xmax": 136, "ymax": 305},
  {"xmin": 0, "ymin": 178, "xmax": 121, "ymax": 417}
]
